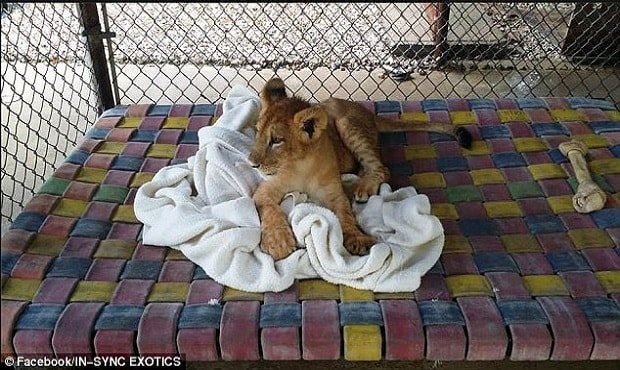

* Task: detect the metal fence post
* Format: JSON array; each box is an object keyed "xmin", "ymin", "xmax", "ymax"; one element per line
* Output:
[
  {"xmin": 77, "ymin": 2, "xmax": 115, "ymax": 112},
  {"xmin": 431, "ymin": 2, "xmax": 451, "ymax": 68}
]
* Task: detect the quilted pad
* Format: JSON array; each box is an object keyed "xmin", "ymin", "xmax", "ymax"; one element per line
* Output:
[{"xmin": 2, "ymin": 97, "xmax": 620, "ymax": 361}]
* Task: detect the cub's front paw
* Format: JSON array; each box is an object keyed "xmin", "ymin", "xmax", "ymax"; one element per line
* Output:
[
  {"xmin": 260, "ymin": 226, "xmax": 297, "ymax": 260},
  {"xmin": 353, "ymin": 180, "xmax": 381, "ymax": 203},
  {"xmin": 344, "ymin": 233, "xmax": 375, "ymax": 255}
]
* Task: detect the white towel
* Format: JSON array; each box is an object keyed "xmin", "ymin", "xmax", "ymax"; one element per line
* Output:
[{"xmin": 134, "ymin": 85, "xmax": 444, "ymax": 293}]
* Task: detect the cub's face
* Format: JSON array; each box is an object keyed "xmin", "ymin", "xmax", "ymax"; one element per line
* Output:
[
  {"xmin": 249, "ymin": 101, "xmax": 298, "ymax": 175},
  {"xmin": 249, "ymin": 78, "xmax": 328, "ymax": 175}
]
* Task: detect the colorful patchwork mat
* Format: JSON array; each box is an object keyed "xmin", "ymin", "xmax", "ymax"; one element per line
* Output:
[{"xmin": 2, "ymin": 97, "xmax": 620, "ymax": 361}]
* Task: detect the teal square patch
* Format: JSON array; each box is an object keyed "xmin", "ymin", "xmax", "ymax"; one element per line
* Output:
[
  {"xmin": 507, "ymin": 181, "xmax": 544, "ymax": 199},
  {"xmin": 38, "ymin": 177, "xmax": 71, "ymax": 196},
  {"xmin": 92, "ymin": 185, "xmax": 129, "ymax": 203},
  {"xmin": 445, "ymin": 185, "xmax": 483, "ymax": 203}
]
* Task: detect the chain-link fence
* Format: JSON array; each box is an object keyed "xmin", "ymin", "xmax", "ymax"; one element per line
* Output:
[
  {"xmin": 1, "ymin": 2, "xmax": 619, "ymax": 228},
  {"xmin": 102, "ymin": 2, "xmax": 619, "ymax": 105},
  {"xmin": 1, "ymin": 3, "xmax": 100, "ymax": 229}
]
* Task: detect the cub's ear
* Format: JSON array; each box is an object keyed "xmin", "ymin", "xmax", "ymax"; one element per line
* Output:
[
  {"xmin": 293, "ymin": 106, "xmax": 328, "ymax": 144},
  {"xmin": 260, "ymin": 78, "xmax": 287, "ymax": 107}
]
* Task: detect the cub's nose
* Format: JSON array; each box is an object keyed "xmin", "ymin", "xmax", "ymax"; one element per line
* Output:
[{"xmin": 248, "ymin": 154, "xmax": 260, "ymax": 168}]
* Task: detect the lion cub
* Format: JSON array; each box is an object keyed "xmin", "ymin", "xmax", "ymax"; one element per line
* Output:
[{"xmin": 250, "ymin": 78, "xmax": 472, "ymax": 260}]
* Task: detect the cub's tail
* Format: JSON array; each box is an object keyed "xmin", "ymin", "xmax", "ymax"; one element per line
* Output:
[{"xmin": 376, "ymin": 116, "xmax": 473, "ymax": 149}]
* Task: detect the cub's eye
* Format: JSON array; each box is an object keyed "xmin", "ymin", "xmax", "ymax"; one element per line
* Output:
[{"xmin": 270, "ymin": 137, "xmax": 284, "ymax": 146}]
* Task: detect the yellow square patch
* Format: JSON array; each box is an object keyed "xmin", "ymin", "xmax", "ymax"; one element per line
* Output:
[
  {"xmin": 340, "ymin": 285, "xmax": 374, "ymax": 301},
  {"xmin": 501, "ymin": 234, "xmax": 541, "ymax": 253},
  {"xmin": 547, "ymin": 196, "xmax": 575, "ymax": 214},
  {"xmin": 222, "ymin": 287, "xmax": 264, "ymax": 301},
  {"xmin": 52, "ymin": 198, "xmax": 88, "ymax": 218},
  {"xmin": 400, "ymin": 112, "xmax": 429, "ymax": 123},
  {"xmin": 26, "ymin": 235, "xmax": 66, "ymax": 256},
  {"xmin": 567, "ymin": 229, "xmax": 614, "ymax": 249},
  {"xmin": 450, "ymin": 111, "xmax": 477, "ymax": 125},
  {"xmin": 470, "ymin": 169, "xmax": 505, "ymax": 185},
  {"xmin": 404, "ymin": 145, "xmax": 436, "ymax": 159},
  {"xmin": 571, "ymin": 134, "xmax": 609, "ymax": 149},
  {"xmin": 146, "ymin": 144, "xmax": 177, "ymax": 158},
  {"xmin": 298, "ymin": 279, "xmax": 340, "ymax": 300},
  {"xmin": 528, "ymin": 164, "xmax": 567, "ymax": 181},
  {"xmin": 148, "ymin": 282, "xmax": 190, "ymax": 302},
  {"xmin": 497, "ymin": 109, "xmax": 529, "ymax": 123},
  {"xmin": 550, "ymin": 109, "xmax": 588, "ymax": 122},
  {"xmin": 75, "ymin": 167, "xmax": 108, "ymax": 183},
  {"xmin": 445, "ymin": 275, "xmax": 493, "ymax": 297},
  {"xmin": 431, "ymin": 203, "xmax": 459, "ymax": 220},
  {"xmin": 606, "ymin": 110, "xmax": 620, "ymax": 121},
  {"xmin": 522, "ymin": 275, "xmax": 569, "ymax": 296},
  {"xmin": 1, "ymin": 278, "xmax": 42, "ymax": 301},
  {"xmin": 374, "ymin": 292, "xmax": 415, "ymax": 300},
  {"xmin": 117, "ymin": 117, "xmax": 143, "ymax": 128},
  {"xmin": 595, "ymin": 271, "xmax": 620, "ymax": 294},
  {"xmin": 513, "ymin": 138, "xmax": 548, "ymax": 152},
  {"xmin": 130, "ymin": 172, "xmax": 155, "ymax": 188},
  {"xmin": 344, "ymin": 325, "xmax": 382, "ymax": 361},
  {"xmin": 112, "ymin": 205, "xmax": 139, "ymax": 223},
  {"xmin": 589, "ymin": 159, "xmax": 620, "ymax": 175},
  {"xmin": 94, "ymin": 239, "xmax": 137, "ymax": 259},
  {"xmin": 70, "ymin": 281, "xmax": 117, "ymax": 302},
  {"xmin": 97, "ymin": 142, "xmax": 126, "ymax": 154},
  {"xmin": 410, "ymin": 172, "xmax": 446, "ymax": 189},
  {"xmin": 484, "ymin": 201, "xmax": 523, "ymax": 218},
  {"xmin": 462, "ymin": 141, "xmax": 491, "ymax": 156},
  {"xmin": 443, "ymin": 234, "xmax": 472, "ymax": 253},
  {"xmin": 165, "ymin": 248, "xmax": 188, "ymax": 261},
  {"xmin": 162, "ymin": 117, "xmax": 190, "ymax": 129}
]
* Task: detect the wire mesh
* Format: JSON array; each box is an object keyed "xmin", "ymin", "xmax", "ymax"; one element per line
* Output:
[
  {"xmin": 1, "ymin": 3, "xmax": 100, "ymax": 228},
  {"xmin": 1, "ymin": 2, "xmax": 619, "ymax": 228},
  {"xmin": 101, "ymin": 2, "xmax": 619, "ymax": 105}
]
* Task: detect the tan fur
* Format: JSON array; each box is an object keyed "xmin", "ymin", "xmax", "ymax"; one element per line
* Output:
[{"xmin": 250, "ymin": 78, "xmax": 463, "ymax": 260}]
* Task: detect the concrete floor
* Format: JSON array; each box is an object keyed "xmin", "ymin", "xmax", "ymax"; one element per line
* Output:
[
  {"xmin": 115, "ymin": 64, "xmax": 620, "ymax": 105},
  {"xmin": 1, "ymin": 61, "xmax": 98, "ymax": 232}
]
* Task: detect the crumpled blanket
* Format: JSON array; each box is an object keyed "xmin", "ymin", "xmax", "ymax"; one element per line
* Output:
[{"xmin": 134, "ymin": 85, "xmax": 444, "ymax": 293}]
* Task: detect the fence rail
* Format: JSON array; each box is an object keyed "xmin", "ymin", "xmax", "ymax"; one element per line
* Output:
[{"xmin": 1, "ymin": 2, "xmax": 619, "ymax": 227}]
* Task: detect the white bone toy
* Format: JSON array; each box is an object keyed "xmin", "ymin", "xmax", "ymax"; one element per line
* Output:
[{"xmin": 558, "ymin": 140, "xmax": 607, "ymax": 213}]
